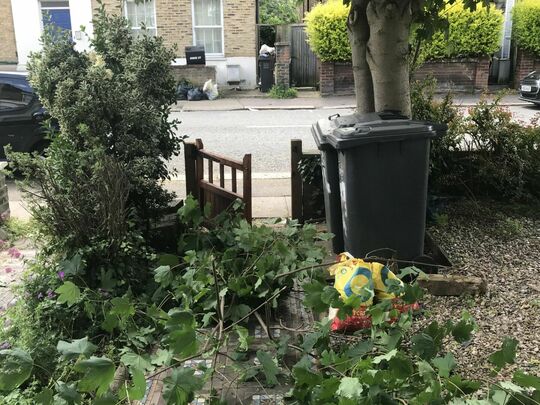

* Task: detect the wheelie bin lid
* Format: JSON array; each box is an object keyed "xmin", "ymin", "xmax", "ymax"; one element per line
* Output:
[
  {"xmin": 312, "ymin": 111, "xmax": 411, "ymax": 151},
  {"xmin": 326, "ymin": 114, "xmax": 446, "ymax": 150}
]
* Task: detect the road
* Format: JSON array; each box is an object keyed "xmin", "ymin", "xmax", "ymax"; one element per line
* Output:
[{"xmin": 169, "ymin": 103, "xmax": 540, "ymax": 176}]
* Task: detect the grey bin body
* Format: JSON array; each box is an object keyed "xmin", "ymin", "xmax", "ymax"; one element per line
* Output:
[
  {"xmin": 314, "ymin": 112, "xmax": 445, "ymax": 260},
  {"xmin": 258, "ymin": 55, "xmax": 275, "ymax": 92}
]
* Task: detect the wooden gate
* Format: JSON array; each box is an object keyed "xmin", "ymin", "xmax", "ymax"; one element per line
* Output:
[
  {"xmin": 184, "ymin": 139, "xmax": 252, "ymax": 223},
  {"xmin": 290, "ymin": 24, "xmax": 319, "ymax": 87}
]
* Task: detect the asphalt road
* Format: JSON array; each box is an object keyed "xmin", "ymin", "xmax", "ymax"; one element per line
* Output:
[{"xmin": 169, "ymin": 103, "xmax": 540, "ymax": 176}]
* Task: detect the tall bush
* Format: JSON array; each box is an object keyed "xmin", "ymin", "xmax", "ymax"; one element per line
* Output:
[
  {"xmin": 304, "ymin": 0, "xmax": 350, "ymax": 62},
  {"xmin": 513, "ymin": 0, "xmax": 540, "ymax": 56},
  {"xmin": 259, "ymin": 0, "xmax": 300, "ymax": 25},
  {"xmin": 420, "ymin": 1, "xmax": 503, "ymax": 60}
]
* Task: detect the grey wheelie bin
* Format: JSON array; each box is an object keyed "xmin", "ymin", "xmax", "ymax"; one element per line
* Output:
[
  {"xmin": 312, "ymin": 111, "xmax": 409, "ymax": 254},
  {"xmin": 325, "ymin": 114, "xmax": 445, "ymax": 260}
]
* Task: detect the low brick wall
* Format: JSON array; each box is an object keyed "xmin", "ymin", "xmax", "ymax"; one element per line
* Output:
[
  {"xmin": 514, "ymin": 50, "xmax": 540, "ymax": 89},
  {"xmin": 319, "ymin": 61, "xmax": 354, "ymax": 96},
  {"xmin": 274, "ymin": 42, "xmax": 291, "ymax": 88},
  {"xmin": 319, "ymin": 58, "xmax": 490, "ymax": 96},
  {"xmin": 170, "ymin": 65, "xmax": 217, "ymax": 87},
  {"xmin": 413, "ymin": 58, "xmax": 490, "ymax": 91}
]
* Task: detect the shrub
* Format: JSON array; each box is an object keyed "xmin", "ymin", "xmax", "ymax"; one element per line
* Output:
[
  {"xmin": 305, "ymin": 0, "xmax": 350, "ymax": 62},
  {"xmin": 421, "ymin": 1, "xmax": 503, "ymax": 60},
  {"xmin": 268, "ymin": 84, "xmax": 298, "ymax": 99},
  {"xmin": 259, "ymin": 0, "xmax": 300, "ymax": 25},
  {"xmin": 513, "ymin": 0, "xmax": 540, "ymax": 56}
]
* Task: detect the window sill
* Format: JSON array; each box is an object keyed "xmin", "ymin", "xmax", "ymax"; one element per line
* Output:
[{"xmin": 205, "ymin": 55, "xmax": 226, "ymax": 61}]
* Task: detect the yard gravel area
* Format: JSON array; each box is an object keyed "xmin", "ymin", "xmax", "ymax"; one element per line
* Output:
[{"xmin": 423, "ymin": 199, "xmax": 540, "ymax": 382}]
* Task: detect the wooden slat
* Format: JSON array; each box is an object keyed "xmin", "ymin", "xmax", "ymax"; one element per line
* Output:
[
  {"xmin": 243, "ymin": 154, "xmax": 252, "ymax": 224},
  {"xmin": 231, "ymin": 168, "xmax": 237, "ymax": 193},
  {"xmin": 208, "ymin": 159, "xmax": 213, "ymax": 183},
  {"xmin": 200, "ymin": 180, "xmax": 242, "ymax": 201},
  {"xmin": 184, "ymin": 142, "xmax": 198, "ymax": 200},
  {"xmin": 219, "ymin": 164, "xmax": 225, "ymax": 188},
  {"xmin": 198, "ymin": 149, "xmax": 244, "ymax": 170},
  {"xmin": 195, "ymin": 139, "xmax": 204, "ymax": 210},
  {"xmin": 291, "ymin": 139, "xmax": 303, "ymax": 222}
]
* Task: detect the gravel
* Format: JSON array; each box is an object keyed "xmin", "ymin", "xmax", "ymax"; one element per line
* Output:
[{"xmin": 422, "ymin": 199, "xmax": 540, "ymax": 382}]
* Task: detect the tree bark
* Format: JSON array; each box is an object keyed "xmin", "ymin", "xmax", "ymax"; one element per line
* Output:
[
  {"xmin": 348, "ymin": 0, "xmax": 374, "ymax": 113},
  {"xmin": 365, "ymin": 0, "xmax": 413, "ymax": 117}
]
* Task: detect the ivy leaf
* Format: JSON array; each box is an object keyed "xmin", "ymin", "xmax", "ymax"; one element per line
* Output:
[
  {"xmin": 101, "ymin": 313, "xmax": 118, "ymax": 333},
  {"xmin": 57, "ymin": 337, "xmax": 97, "ymax": 360},
  {"xmin": 445, "ymin": 375, "xmax": 481, "ymax": 395},
  {"xmin": 452, "ymin": 318, "xmax": 475, "ymax": 343},
  {"xmin": 488, "ymin": 337, "xmax": 518, "ymax": 370},
  {"xmin": 303, "ymin": 280, "xmax": 328, "ymax": 312},
  {"xmin": 75, "ymin": 356, "xmax": 115, "ymax": 397},
  {"xmin": 513, "ymin": 371, "xmax": 540, "ymax": 390},
  {"xmin": 55, "ymin": 381, "xmax": 82, "ymax": 404},
  {"xmin": 372, "ymin": 349, "xmax": 398, "ymax": 364},
  {"xmin": 402, "ymin": 283, "xmax": 424, "ymax": 304},
  {"xmin": 92, "ymin": 394, "xmax": 118, "ymax": 405},
  {"xmin": 120, "ymin": 350, "xmax": 152, "ymax": 372},
  {"xmin": 389, "ymin": 355, "xmax": 414, "ymax": 380},
  {"xmin": 60, "ymin": 254, "xmax": 83, "ymax": 276},
  {"xmin": 34, "ymin": 388, "xmax": 54, "ymax": 405},
  {"xmin": 55, "ymin": 281, "xmax": 81, "ymax": 307},
  {"xmin": 119, "ymin": 367, "xmax": 146, "ymax": 401},
  {"xmin": 151, "ymin": 349, "xmax": 173, "ymax": 367},
  {"xmin": 154, "ymin": 265, "xmax": 173, "ymax": 287},
  {"xmin": 411, "ymin": 333, "xmax": 438, "ymax": 360},
  {"xmin": 162, "ymin": 367, "xmax": 203, "ymax": 404},
  {"xmin": 158, "ymin": 254, "xmax": 179, "ymax": 267},
  {"xmin": 256, "ymin": 350, "xmax": 280, "ymax": 386},
  {"xmin": 292, "ymin": 363, "xmax": 323, "ymax": 386},
  {"xmin": 0, "ymin": 348, "xmax": 34, "ymax": 391},
  {"xmin": 337, "ymin": 377, "xmax": 363, "ymax": 399},
  {"xmin": 110, "ymin": 297, "xmax": 135, "ymax": 317},
  {"xmin": 432, "ymin": 353, "xmax": 456, "ymax": 378},
  {"xmin": 164, "ymin": 310, "xmax": 198, "ymax": 357},
  {"xmin": 234, "ymin": 326, "xmax": 251, "ymax": 352}
]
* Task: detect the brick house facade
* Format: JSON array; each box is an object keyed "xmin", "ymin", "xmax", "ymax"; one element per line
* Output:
[
  {"xmin": 3, "ymin": 0, "xmax": 257, "ymax": 88},
  {"xmin": 0, "ymin": 0, "xmax": 17, "ymax": 64}
]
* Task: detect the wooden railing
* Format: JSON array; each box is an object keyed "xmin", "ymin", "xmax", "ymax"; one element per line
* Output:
[
  {"xmin": 291, "ymin": 139, "xmax": 322, "ymax": 223},
  {"xmin": 185, "ymin": 139, "xmax": 252, "ymax": 223}
]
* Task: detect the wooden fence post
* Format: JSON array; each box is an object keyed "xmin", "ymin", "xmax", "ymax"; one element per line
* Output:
[
  {"xmin": 195, "ymin": 139, "xmax": 204, "ymax": 209},
  {"xmin": 291, "ymin": 139, "xmax": 303, "ymax": 222},
  {"xmin": 184, "ymin": 142, "xmax": 198, "ymax": 200},
  {"xmin": 243, "ymin": 154, "xmax": 252, "ymax": 224}
]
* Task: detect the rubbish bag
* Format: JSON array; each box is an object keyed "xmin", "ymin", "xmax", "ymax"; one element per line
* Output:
[
  {"xmin": 187, "ymin": 88, "xmax": 208, "ymax": 101},
  {"xmin": 328, "ymin": 253, "xmax": 419, "ymax": 332},
  {"xmin": 176, "ymin": 83, "xmax": 193, "ymax": 100},
  {"xmin": 203, "ymin": 79, "xmax": 219, "ymax": 100}
]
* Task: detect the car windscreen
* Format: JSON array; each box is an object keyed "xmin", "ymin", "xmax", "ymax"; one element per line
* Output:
[
  {"xmin": 0, "ymin": 76, "xmax": 35, "ymax": 111},
  {"xmin": 526, "ymin": 71, "xmax": 540, "ymax": 80}
]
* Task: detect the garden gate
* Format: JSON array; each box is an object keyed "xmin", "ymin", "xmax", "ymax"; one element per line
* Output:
[
  {"xmin": 184, "ymin": 139, "xmax": 252, "ymax": 223},
  {"xmin": 290, "ymin": 24, "xmax": 319, "ymax": 87}
]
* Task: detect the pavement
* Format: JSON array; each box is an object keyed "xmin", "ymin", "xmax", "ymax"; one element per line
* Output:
[{"xmin": 173, "ymin": 90, "xmax": 531, "ymax": 112}]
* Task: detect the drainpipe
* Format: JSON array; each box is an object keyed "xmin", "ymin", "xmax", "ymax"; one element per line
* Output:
[{"xmin": 498, "ymin": 0, "xmax": 515, "ymax": 83}]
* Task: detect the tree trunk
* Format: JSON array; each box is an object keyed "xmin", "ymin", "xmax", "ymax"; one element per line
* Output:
[
  {"xmin": 366, "ymin": 0, "xmax": 413, "ymax": 117},
  {"xmin": 348, "ymin": 0, "xmax": 374, "ymax": 113}
]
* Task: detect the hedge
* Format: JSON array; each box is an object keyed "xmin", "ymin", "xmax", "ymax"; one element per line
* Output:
[
  {"xmin": 513, "ymin": 0, "xmax": 540, "ymax": 56},
  {"xmin": 421, "ymin": 1, "xmax": 503, "ymax": 60},
  {"xmin": 304, "ymin": 0, "xmax": 502, "ymax": 62},
  {"xmin": 304, "ymin": 0, "xmax": 350, "ymax": 62}
]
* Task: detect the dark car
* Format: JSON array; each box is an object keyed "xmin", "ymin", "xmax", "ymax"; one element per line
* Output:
[
  {"xmin": 518, "ymin": 71, "xmax": 540, "ymax": 105},
  {"xmin": 0, "ymin": 71, "xmax": 50, "ymax": 159}
]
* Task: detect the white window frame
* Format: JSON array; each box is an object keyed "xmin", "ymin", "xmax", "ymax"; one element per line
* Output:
[
  {"xmin": 39, "ymin": 0, "xmax": 71, "ymax": 33},
  {"xmin": 191, "ymin": 0, "xmax": 225, "ymax": 58},
  {"xmin": 124, "ymin": 0, "xmax": 157, "ymax": 36}
]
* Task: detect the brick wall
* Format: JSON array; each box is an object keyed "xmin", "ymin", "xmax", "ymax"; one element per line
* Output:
[
  {"xmin": 91, "ymin": 0, "xmax": 122, "ymax": 15},
  {"xmin": 274, "ymin": 42, "xmax": 290, "ymax": 88},
  {"xmin": 171, "ymin": 65, "xmax": 216, "ymax": 86},
  {"xmin": 514, "ymin": 50, "xmax": 540, "ymax": 89},
  {"xmin": 413, "ymin": 58, "xmax": 490, "ymax": 91},
  {"xmin": 0, "ymin": 0, "xmax": 17, "ymax": 63},
  {"xmin": 319, "ymin": 61, "xmax": 354, "ymax": 96},
  {"xmin": 91, "ymin": 0, "xmax": 255, "ymax": 59},
  {"xmin": 320, "ymin": 58, "xmax": 490, "ymax": 96}
]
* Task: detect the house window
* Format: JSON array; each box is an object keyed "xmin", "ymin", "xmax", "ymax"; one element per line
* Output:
[
  {"xmin": 192, "ymin": 0, "xmax": 224, "ymax": 56},
  {"xmin": 41, "ymin": 0, "xmax": 72, "ymax": 33},
  {"xmin": 125, "ymin": 0, "xmax": 157, "ymax": 36}
]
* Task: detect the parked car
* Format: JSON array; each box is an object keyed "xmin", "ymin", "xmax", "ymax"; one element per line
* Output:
[
  {"xmin": 518, "ymin": 71, "xmax": 540, "ymax": 105},
  {"xmin": 0, "ymin": 71, "xmax": 50, "ymax": 159}
]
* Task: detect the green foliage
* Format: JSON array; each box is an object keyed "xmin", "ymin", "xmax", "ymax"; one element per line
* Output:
[
  {"xmin": 420, "ymin": 1, "xmax": 503, "ymax": 60},
  {"xmin": 268, "ymin": 85, "xmax": 298, "ymax": 99},
  {"xmin": 305, "ymin": 0, "xmax": 351, "ymax": 62},
  {"xmin": 513, "ymin": 0, "xmax": 540, "ymax": 56},
  {"xmin": 259, "ymin": 0, "xmax": 300, "ymax": 25}
]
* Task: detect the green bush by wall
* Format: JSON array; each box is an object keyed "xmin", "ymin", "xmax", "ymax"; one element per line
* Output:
[
  {"xmin": 304, "ymin": 0, "xmax": 350, "ymax": 62},
  {"xmin": 420, "ymin": 1, "xmax": 503, "ymax": 60},
  {"xmin": 304, "ymin": 0, "xmax": 502, "ymax": 62},
  {"xmin": 513, "ymin": 0, "xmax": 540, "ymax": 56}
]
